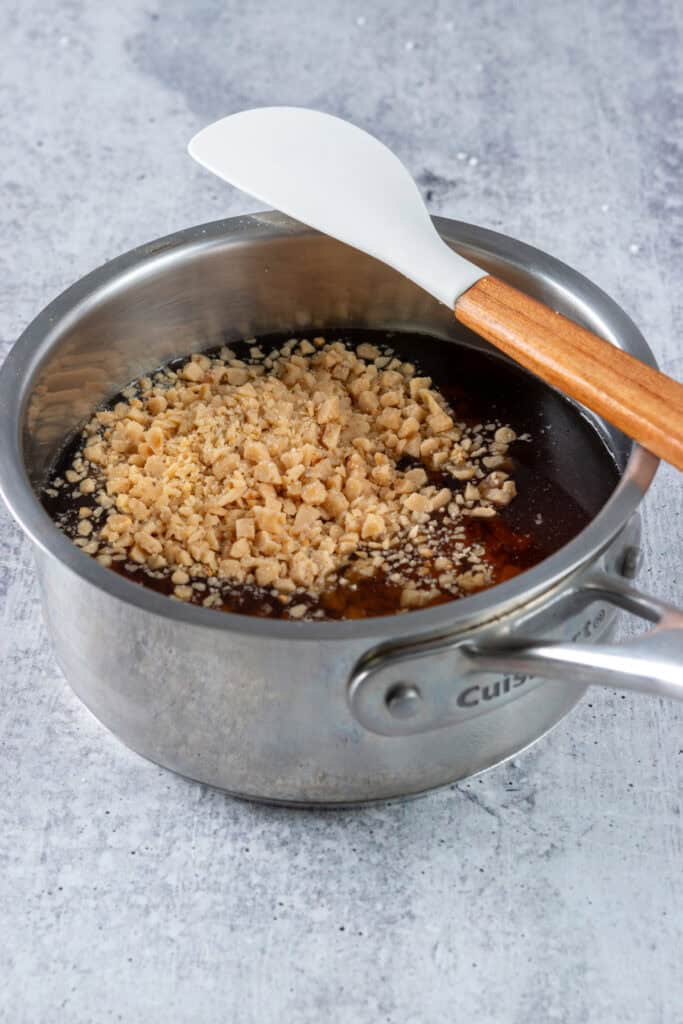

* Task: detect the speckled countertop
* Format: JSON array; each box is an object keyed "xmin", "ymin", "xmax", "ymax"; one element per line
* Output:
[{"xmin": 1, "ymin": 2, "xmax": 682, "ymax": 1021}]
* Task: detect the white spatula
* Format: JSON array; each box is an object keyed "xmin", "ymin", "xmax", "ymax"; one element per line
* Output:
[{"xmin": 189, "ymin": 106, "xmax": 683, "ymax": 471}]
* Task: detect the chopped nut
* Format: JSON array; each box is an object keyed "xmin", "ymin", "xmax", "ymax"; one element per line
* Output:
[
  {"xmin": 357, "ymin": 343, "xmax": 381, "ymax": 360},
  {"xmin": 325, "ymin": 489, "xmax": 349, "ymax": 517},
  {"xmin": 427, "ymin": 410, "xmax": 454, "ymax": 434},
  {"xmin": 400, "ymin": 587, "xmax": 439, "ymax": 608},
  {"xmin": 182, "ymin": 361, "xmax": 204, "ymax": 382},
  {"xmin": 235, "ymin": 517, "xmax": 256, "ymax": 540},
  {"xmin": 409, "ymin": 376, "xmax": 432, "ymax": 398},
  {"xmin": 254, "ymin": 506, "xmax": 284, "ymax": 534},
  {"xmin": 361, "ymin": 512, "xmax": 385, "ymax": 540},
  {"xmin": 371, "ymin": 463, "xmax": 393, "ymax": 487},
  {"xmin": 404, "ymin": 493, "xmax": 430, "ymax": 516},
  {"xmin": 450, "ymin": 465, "xmax": 476, "ymax": 481},
  {"xmin": 429, "ymin": 488, "xmax": 452, "ymax": 511},
  {"xmin": 230, "ymin": 537, "xmax": 251, "ymax": 558},
  {"xmin": 244, "ymin": 440, "xmax": 269, "ymax": 463},
  {"xmin": 255, "ymin": 560, "xmax": 281, "ymax": 587},
  {"xmin": 226, "ymin": 367, "xmax": 249, "ymax": 386},
  {"xmin": 377, "ymin": 407, "xmax": 401, "ymax": 432},
  {"xmin": 254, "ymin": 461, "xmax": 282, "ymax": 484},
  {"xmin": 494, "ymin": 426, "xmax": 516, "ymax": 444},
  {"xmin": 458, "ymin": 570, "xmax": 489, "ymax": 591},
  {"xmin": 399, "ymin": 416, "xmax": 420, "ymax": 439},
  {"xmin": 380, "ymin": 390, "xmax": 402, "ymax": 408},
  {"xmin": 301, "ymin": 480, "xmax": 327, "ymax": 506},
  {"xmin": 357, "ymin": 391, "xmax": 379, "ymax": 414},
  {"xmin": 322, "ymin": 422, "xmax": 342, "ymax": 450},
  {"xmin": 134, "ymin": 531, "xmax": 162, "ymax": 555},
  {"xmin": 468, "ymin": 506, "xmax": 497, "ymax": 518},
  {"xmin": 51, "ymin": 333, "xmax": 520, "ymax": 617},
  {"xmin": 487, "ymin": 480, "xmax": 517, "ymax": 506},
  {"xmin": 402, "ymin": 467, "xmax": 428, "ymax": 492},
  {"xmin": 317, "ymin": 395, "xmax": 340, "ymax": 423},
  {"xmin": 147, "ymin": 394, "xmax": 167, "ymax": 415},
  {"xmin": 292, "ymin": 504, "xmax": 320, "ymax": 534}
]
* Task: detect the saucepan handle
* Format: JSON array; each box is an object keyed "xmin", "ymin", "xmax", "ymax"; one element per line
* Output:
[
  {"xmin": 347, "ymin": 570, "xmax": 683, "ymax": 737},
  {"xmin": 463, "ymin": 571, "xmax": 683, "ymax": 702}
]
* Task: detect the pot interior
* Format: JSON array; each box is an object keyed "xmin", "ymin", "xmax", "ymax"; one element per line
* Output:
[
  {"xmin": 39, "ymin": 324, "xmax": 620, "ymax": 618},
  {"xmin": 8, "ymin": 214, "xmax": 657, "ymax": 633}
]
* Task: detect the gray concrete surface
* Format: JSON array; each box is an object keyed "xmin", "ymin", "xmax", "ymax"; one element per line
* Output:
[{"xmin": 1, "ymin": 1, "xmax": 682, "ymax": 1021}]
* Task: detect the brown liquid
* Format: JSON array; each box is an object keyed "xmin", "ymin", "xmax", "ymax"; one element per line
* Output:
[{"xmin": 42, "ymin": 329, "xmax": 620, "ymax": 620}]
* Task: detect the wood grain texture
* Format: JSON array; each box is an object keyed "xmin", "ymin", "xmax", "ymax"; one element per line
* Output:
[{"xmin": 455, "ymin": 275, "xmax": 683, "ymax": 469}]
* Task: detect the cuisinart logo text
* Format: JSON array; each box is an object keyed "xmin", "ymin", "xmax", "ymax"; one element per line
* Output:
[
  {"xmin": 454, "ymin": 605, "xmax": 609, "ymax": 709},
  {"xmin": 456, "ymin": 673, "xmax": 530, "ymax": 708}
]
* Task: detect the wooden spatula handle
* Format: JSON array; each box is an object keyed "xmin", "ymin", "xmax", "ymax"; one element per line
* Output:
[{"xmin": 454, "ymin": 275, "xmax": 683, "ymax": 471}]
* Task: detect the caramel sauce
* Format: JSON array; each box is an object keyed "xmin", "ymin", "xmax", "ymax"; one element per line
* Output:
[{"xmin": 42, "ymin": 329, "xmax": 619, "ymax": 620}]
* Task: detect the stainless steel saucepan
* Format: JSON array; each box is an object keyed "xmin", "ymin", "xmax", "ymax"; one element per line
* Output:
[{"xmin": 1, "ymin": 213, "xmax": 681, "ymax": 805}]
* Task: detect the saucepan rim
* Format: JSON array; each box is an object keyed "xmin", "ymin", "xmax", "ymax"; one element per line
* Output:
[{"xmin": 0, "ymin": 214, "xmax": 659, "ymax": 641}]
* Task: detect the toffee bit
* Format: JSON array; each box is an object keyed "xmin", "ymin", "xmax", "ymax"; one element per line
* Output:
[{"xmin": 42, "ymin": 334, "xmax": 524, "ymax": 619}]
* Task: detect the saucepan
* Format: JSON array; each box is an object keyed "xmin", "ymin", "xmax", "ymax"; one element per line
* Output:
[{"xmin": 0, "ymin": 213, "xmax": 681, "ymax": 805}]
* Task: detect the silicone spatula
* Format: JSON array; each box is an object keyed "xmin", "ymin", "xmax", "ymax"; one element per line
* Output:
[{"xmin": 189, "ymin": 107, "xmax": 683, "ymax": 470}]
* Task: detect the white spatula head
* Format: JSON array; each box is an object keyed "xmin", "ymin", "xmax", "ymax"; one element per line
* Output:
[{"xmin": 188, "ymin": 107, "xmax": 485, "ymax": 307}]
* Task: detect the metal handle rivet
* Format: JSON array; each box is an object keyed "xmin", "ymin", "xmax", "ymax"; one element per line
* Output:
[{"xmin": 385, "ymin": 682, "xmax": 421, "ymax": 719}]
